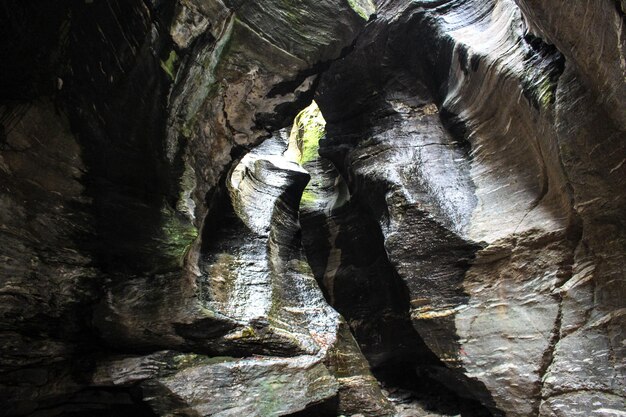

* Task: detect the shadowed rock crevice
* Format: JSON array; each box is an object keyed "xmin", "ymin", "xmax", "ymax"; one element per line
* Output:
[
  {"xmin": 0, "ymin": 0, "xmax": 379, "ymax": 414},
  {"xmin": 24, "ymin": 387, "xmax": 159, "ymax": 417},
  {"xmin": 313, "ymin": 1, "xmax": 624, "ymax": 416},
  {"xmin": 295, "ymin": 102, "xmax": 499, "ymax": 416},
  {"xmin": 190, "ymin": 128, "xmax": 394, "ymax": 416},
  {"xmin": 281, "ymin": 396, "xmax": 339, "ymax": 417}
]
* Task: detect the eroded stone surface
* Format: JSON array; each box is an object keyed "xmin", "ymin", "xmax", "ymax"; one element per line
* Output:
[
  {"xmin": 1, "ymin": 0, "xmax": 624, "ymax": 415},
  {"xmin": 314, "ymin": 0, "xmax": 626, "ymax": 415},
  {"xmin": 0, "ymin": 0, "xmax": 376, "ymax": 415},
  {"xmin": 90, "ymin": 128, "xmax": 392, "ymax": 416},
  {"xmin": 94, "ymin": 352, "xmax": 338, "ymax": 417}
]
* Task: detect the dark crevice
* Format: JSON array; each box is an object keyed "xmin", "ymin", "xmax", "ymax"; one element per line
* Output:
[
  {"xmin": 537, "ymin": 297, "xmax": 563, "ymax": 404},
  {"xmin": 522, "ymin": 32, "xmax": 566, "ymax": 108},
  {"xmin": 536, "ymin": 213, "xmax": 582, "ymax": 406},
  {"xmin": 266, "ymin": 39, "xmax": 359, "ymax": 100},
  {"xmin": 301, "ymin": 198, "xmax": 499, "ymax": 415},
  {"xmin": 439, "ymin": 107, "xmax": 472, "ymax": 154},
  {"xmin": 66, "ymin": 0, "xmax": 180, "ymax": 277},
  {"xmin": 3, "ymin": 0, "xmax": 616, "ymax": 415},
  {"xmin": 256, "ymin": 31, "xmax": 364, "ymax": 132},
  {"xmin": 299, "ymin": 147, "xmax": 500, "ymax": 416},
  {"xmin": 283, "ymin": 395, "xmax": 340, "ymax": 417},
  {"xmin": 24, "ymin": 387, "xmax": 158, "ymax": 417},
  {"xmin": 373, "ymin": 360, "xmax": 495, "ymax": 417}
]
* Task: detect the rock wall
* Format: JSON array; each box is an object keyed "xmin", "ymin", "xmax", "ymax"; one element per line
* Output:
[
  {"xmin": 0, "ymin": 0, "xmax": 381, "ymax": 415},
  {"xmin": 0, "ymin": 0, "xmax": 624, "ymax": 416},
  {"xmin": 312, "ymin": 0, "xmax": 626, "ymax": 416}
]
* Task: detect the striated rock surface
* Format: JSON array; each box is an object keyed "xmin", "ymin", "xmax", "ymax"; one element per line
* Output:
[
  {"xmin": 1, "ymin": 0, "xmax": 624, "ymax": 416},
  {"xmin": 311, "ymin": 0, "xmax": 626, "ymax": 416},
  {"xmin": 0, "ymin": 0, "xmax": 380, "ymax": 415},
  {"xmin": 91, "ymin": 130, "xmax": 392, "ymax": 416}
]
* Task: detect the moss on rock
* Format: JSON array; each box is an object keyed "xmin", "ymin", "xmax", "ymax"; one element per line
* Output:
[
  {"xmin": 288, "ymin": 101, "xmax": 326, "ymax": 165},
  {"xmin": 346, "ymin": 0, "xmax": 375, "ymax": 20},
  {"xmin": 160, "ymin": 50, "xmax": 178, "ymax": 80},
  {"xmin": 159, "ymin": 204, "xmax": 198, "ymax": 266}
]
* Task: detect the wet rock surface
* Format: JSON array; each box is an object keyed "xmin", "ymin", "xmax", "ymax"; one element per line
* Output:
[
  {"xmin": 312, "ymin": 0, "xmax": 626, "ymax": 416},
  {"xmin": 0, "ymin": 0, "xmax": 379, "ymax": 415},
  {"xmin": 1, "ymin": 0, "xmax": 625, "ymax": 416}
]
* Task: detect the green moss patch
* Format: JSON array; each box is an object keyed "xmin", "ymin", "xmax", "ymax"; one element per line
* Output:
[
  {"xmin": 160, "ymin": 50, "xmax": 179, "ymax": 80},
  {"xmin": 346, "ymin": 0, "xmax": 375, "ymax": 20},
  {"xmin": 160, "ymin": 204, "xmax": 198, "ymax": 266},
  {"xmin": 289, "ymin": 101, "xmax": 326, "ymax": 165}
]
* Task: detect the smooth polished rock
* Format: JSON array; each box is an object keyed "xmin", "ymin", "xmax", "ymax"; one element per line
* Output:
[
  {"xmin": 1, "ymin": 0, "xmax": 624, "ymax": 415},
  {"xmin": 315, "ymin": 0, "xmax": 625, "ymax": 415},
  {"xmin": 94, "ymin": 352, "xmax": 339, "ymax": 417},
  {"xmin": 0, "ymin": 0, "xmax": 374, "ymax": 414},
  {"xmin": 514, "ymin": 0, "xmax": 626, "ymax": 131},
  {"xmin": 93, "ymin": 129, "xmax": 392, "ymax": 416}
]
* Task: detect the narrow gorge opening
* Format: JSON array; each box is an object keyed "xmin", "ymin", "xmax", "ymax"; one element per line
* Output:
[
  {"xmin": 194, "ymin": 97, "xmax": 498, "ymax": 415},
  {"xmin": 291, "ymin": 101, "xmax": 496, "ymax": 416}
]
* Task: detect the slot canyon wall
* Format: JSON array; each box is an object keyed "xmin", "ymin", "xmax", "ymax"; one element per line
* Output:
[{"xmin": 0, "ymin": 0, "xmax": 624, "ymax": 416}]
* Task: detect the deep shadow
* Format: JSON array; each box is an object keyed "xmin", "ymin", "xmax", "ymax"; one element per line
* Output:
[
  {"xmin": 373, "ymin": 359, "xmax": 494, "ymax": 417},
  {"xmin": 285, "ymin": 395, "xmax": 340, "ymax": 417},
  {"xmin": 31, "ymin": 387, "xmax": 158, "ymax": 417},
  {"xmin": 300, "ymin": 167, "xmax": 499, "ymax": 416}
]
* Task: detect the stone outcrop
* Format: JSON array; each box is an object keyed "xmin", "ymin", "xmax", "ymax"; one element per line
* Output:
[
  {"xmin": 0, "ymin": 0, "xmax": 624, "ymax": 416},
  {"xmin": 309, "ymin": 0, "xmax": 625, "ymax": 416},
  {"xmin": 0, "ymin": 0, "xmax": 380, "ymax": 415},
  {"xmin": 92, "ymin": 129, "xmax": 392, "ymax": 416}
]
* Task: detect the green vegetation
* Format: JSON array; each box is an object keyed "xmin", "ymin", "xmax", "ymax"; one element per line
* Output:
[
  {"xmin": 300, "ymin": 189, "xmax": 317, "ymax": 205},
  {"xmin": 160, "ymin": 50, "xmax": 178, "ymax": 80},
  {"xmin": 285, "ymin": 101, "xmax": 326, "ymax": 207},
  {"xmin": 537, "ymin": 76, "xmax": 556, "ymax": 108},
  {"xmin": 293, "ymin": 259, "xmax": 313, "ymax": 275},
  {"xmin": 289, "ymin": 101, "xmax": 326, "ymax": 165},
  {"xmin": 346, "ymin": 0, "xmax": 372, "ymax": 20},
  {"xmin": 160, "ymin": 204, "xmax": 198, "ymax": 265},
  {"xmin": 240, "ymin": 326, "xmax": 257, "ymax": 338}
]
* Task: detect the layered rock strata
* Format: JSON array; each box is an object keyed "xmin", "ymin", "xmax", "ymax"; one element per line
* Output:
[
  {"xmin": 0, "ymin": 0, "xmax": 624, "ymax": 416},
  {"xmin": 310, "ymin": 0, "xmax": 626, "ymax": 416},
  {"xmin": 0, "ymin": 0, "xmax": 379, "ymax": 415},
  {"xmin": 92, "ymin": 131, "xmax": 392, "ymax": 416}
]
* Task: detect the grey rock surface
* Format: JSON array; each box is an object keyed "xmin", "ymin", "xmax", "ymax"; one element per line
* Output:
[
  {"xmin": 0, "ymin": 0, "xmax": 378, "ymax": 415},
  {"xmin": 313, "ymin": 0, "xmax": 625, "ymax": 416},
  {"xmin": 0, "ymin": 0, "xmax": 624, "ymax": 416}
]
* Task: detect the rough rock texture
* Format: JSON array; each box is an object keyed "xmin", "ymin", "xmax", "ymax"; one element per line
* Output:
[
  {"xmin": 90, "ymin": 131, "xmax": 392, "ymax": 416},
  {"xmin": 311, "ymin": 0, "xmax": 626, "ymax": 416},
  {"xmin": 1, "ymin": 0, "xmax": 625, "ymax": 416},
  {"xmin": 0, "ymin": 0, "xmax": 381, "ymax": 415}
]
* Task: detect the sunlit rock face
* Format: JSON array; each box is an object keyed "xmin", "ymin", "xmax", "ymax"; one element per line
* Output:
[
  {"xmin": 0, "ymin": 0, "xmax": 378, "ymax": 415},
  {"xmin": 91, "ymin": 129, "xmax": 393, "ymax": 416},
  {"xmin": 1, "ymin": 0, "xmax": 624, "ymax": 415},
  {"xmin": 313, "ymin": 0, "xmax": 626, "ymax": 416}
]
